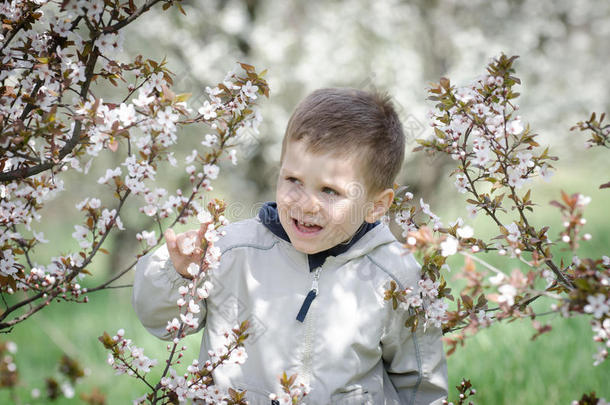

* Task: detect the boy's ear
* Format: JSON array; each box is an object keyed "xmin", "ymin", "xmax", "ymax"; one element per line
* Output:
[{"xmin": 365, "ymin": 188, "xmax": 394, "ymax": 223}]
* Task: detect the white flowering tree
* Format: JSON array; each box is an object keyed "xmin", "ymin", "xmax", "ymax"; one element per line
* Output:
[
  {"xmin": 0, "ymin": 0, "xmax": 276, "ymax": 403},
  {"xmin": 386, "ymin": 54, "xmax": 609, "ymax": 404}
]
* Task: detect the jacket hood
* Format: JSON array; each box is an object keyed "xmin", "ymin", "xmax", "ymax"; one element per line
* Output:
[{"xmin": 258, "ymin": 201, "xmax": 394, "ymax": 270}]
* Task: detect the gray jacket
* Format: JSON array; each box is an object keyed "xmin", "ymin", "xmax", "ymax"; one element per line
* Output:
[{"xmin": 133, "ymin": 217, "xmax": 448, "ymax": 404}]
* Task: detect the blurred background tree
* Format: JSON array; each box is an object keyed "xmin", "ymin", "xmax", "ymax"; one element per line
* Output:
[{"xmin": 120, "ymin": 0, "xmax": 610, "ymax": 201}]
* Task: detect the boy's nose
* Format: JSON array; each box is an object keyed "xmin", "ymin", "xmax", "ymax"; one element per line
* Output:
[{"xmin": 298, "ymin": 190, "xmax": 320, "ymax": 215}]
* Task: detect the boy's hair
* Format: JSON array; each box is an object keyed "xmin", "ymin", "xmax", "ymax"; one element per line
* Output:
[{"xmin": 280, "ymin": 88, "xmax": 405, "ymax": 196}]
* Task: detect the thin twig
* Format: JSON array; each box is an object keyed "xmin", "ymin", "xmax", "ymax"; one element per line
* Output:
[
  {"xmin": 103, "ymin": 0, "xmax": 166, "ymax": 33},
  {"xmin": 460, "ymin": 251, "xmax": 505, "ymax": 275}
]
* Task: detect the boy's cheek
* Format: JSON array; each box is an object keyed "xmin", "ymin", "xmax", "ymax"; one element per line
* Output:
[
  {"xmin": 277, "ymin": 184, "xmax": 299, "ymax": 205},
  {"xmin": 336, "ymin": 202, "xmax": 366, "ymax": 226},
  {"xmin": 326, "ymin": 224, "xmax": 354, "ymax": 244}
]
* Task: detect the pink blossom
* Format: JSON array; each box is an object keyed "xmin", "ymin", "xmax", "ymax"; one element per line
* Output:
[
  {"xmin": 241, "ymin": 81, "xmax": 259, "ymax": 100},
  {"xmin": 203, "ymin": 164, "xmax": 220, "ymax": 180},
  {"xmin": 166, "ymin": 318, "xmax": 180, "ymax": 333},
  {"xmin": 198, "ymin": 100, "xmax": 218, "ymax": 120},
  {"xmin": 231, "ymin": 346, "xmax": 248, "ymax": 364},
  {"xmin": 180, "ymin": 312, "xmax": 199, "ymax": 329},
  {"xmin": 466, "ymin": 204, "xmax": 478, "ymax": 219},
  {"xmin": 148, "ymin": 72, "xmax": 166, "ymax": 93},
  {"xmin": 419, "ymin": 278, "xmax": 440, "ymax": 299},
  {"xmin": 454, "ymin": 174, "xmax": 468, "ymax": 193}
]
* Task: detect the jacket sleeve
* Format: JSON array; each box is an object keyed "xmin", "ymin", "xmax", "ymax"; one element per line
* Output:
[
  {"xmin": 381, "ymin": 305, "xmax": 448, "ymax": 405},
  {"xmin": 379, "ymin": 248, "xmax": 448, "ymax": 405},
  {"xmin": 132, "ymin": 244, "xmax": 207, "ymax": 340}
]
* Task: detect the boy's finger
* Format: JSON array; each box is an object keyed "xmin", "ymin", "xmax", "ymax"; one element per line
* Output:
[
  {"xmin": 165, "ymin": 229, "xmax": 177, "ymax": 250},
  {"xmin": 196, "ymin": 224, "xmax": 207, "ymax": 244}
]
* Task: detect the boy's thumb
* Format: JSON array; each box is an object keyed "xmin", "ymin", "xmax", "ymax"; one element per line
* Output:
[{"xmin": 165, "ymin": 228, "xmax": 177, "ymax": 249}]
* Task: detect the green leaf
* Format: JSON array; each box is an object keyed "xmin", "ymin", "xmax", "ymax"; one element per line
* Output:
[
  {"xmin": 574, "ymin": 278, "xmax": 590, "ymax": 291},
  {"xmin": 175, "ymin": 93, "xmax": 192, "ymax": 102}
]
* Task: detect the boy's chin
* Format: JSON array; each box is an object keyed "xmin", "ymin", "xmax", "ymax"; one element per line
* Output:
[{"xmin": 291, "ymin": 242, "xmax": 325, "ymax": 255}]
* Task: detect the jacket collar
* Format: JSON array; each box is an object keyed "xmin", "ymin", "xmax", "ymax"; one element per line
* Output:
[{"xmin": 258, "ymin": 201, "xmax": 382, "ymax": 271}]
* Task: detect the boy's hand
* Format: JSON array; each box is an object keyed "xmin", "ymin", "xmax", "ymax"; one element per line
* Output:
[{"xmin": 164, "ymin": 224, "xmax": 206, "ymax": 279}]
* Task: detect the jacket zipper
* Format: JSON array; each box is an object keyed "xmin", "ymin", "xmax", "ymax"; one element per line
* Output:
[
  {"xmin": 299, "ymin": 266, "xmax": 322, "ymax": 385},
  {"xmin": 296, "ymin": 266, "xmax": 322, "ymax": 322}
]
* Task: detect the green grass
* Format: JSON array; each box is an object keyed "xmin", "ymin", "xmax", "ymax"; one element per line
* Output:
[
  {"xmin": 436, "ymin": 151, "xmax": 610, "ymax": 403},
  {"xmin": 3, "ymin": 289, "xmax": 608, "ymax": 404},
  {"xmin": 448, "ymin": 315, "xmax": 610, "ymax": 404},
  {"xmin": 1, "ymin": 288, "xmax": 202, "ymax": 404}
]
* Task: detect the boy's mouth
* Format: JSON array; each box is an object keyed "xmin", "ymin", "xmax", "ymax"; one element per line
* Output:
[{"xmin": 292, "ymin": 218, "xmax": 323, "ymax": 235}]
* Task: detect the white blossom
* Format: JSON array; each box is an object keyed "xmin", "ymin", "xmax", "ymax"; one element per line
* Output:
[
  {"xmin": 197, "ymin": 281, "xmax": 214, "ymax": 299},
  {"xmin": 584, "ymin": 294, "xmax": 610, "ymax": 319},
  {"xmin": 201, "ymin": 134, "xmax": 218, "ymax": 148},
  {"xmin": 505, "ymin": 222, "xmax": 521, "ymax": 243},
  {"xmin": 440, "ymin": 236, "xmax": 459, "ymax": 257},
  {"xmin": 497, "ymin": 284, "xmax": 517, "ymax": 306},
  {"xmin": 136, "ymin": 230, "xmax": 156, "ymax": 246},
  {"xmin": 186, "ymin": 263, "xmax": 200, "ymax": 277},
  {"xmin": 457, "ymin": 225, "xmax": 474, "ymax": 239},
  {"xmin": 203, "ymin": 164, "xmax": 220, "ymax": 180}
]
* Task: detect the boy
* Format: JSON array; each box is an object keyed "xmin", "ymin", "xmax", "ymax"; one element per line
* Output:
[{"xmin": 133, "ymin": 88, "xmax": 448, "ymax": 404}]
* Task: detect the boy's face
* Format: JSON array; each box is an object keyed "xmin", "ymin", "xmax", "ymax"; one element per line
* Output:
[{"xmin": 276, "ymin": 139, "xmax": 393, "ymax": 254}]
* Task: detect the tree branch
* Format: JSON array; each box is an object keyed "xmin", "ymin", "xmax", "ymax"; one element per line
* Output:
[
  {"xmin": 103, "ymin": 0, "xmax": 166, "ymax": 33},
  {"xmin": 0, "ymin": 50, "xmax": 99, "ymax": 182}
]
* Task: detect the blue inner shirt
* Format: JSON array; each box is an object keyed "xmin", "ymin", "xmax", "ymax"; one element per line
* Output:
[{"xmin": 257, "ymin": 201, "xmax": 379, "ymax": 272}]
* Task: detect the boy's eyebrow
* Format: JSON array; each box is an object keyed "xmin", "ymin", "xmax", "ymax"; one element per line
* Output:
[{"xmin": 279, "ymin": 167, "xmax": 297, "ymax": 177}]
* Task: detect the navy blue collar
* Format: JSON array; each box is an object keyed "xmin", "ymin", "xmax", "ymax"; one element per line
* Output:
[{"xmin": 258, "ymin": 201, "xmax": 379, "ymax": 271}]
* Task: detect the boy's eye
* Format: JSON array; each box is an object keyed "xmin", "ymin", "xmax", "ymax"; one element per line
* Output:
[
  {"xmin": 322, "ymin": 187, "xmax": 339, "ymax": 196},
  {"xmin": 286, "ymin": 177, "xmax": 301, "ymax": 185}
]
